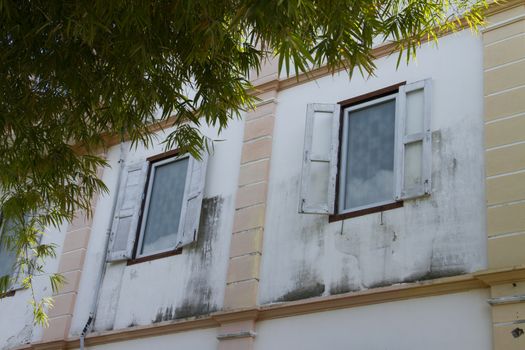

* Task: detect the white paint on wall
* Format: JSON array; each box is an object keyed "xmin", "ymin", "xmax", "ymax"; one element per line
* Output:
[
  {"xmin": 0, "ymin": 28, "xmax": 491, "ymax": 349},
  {"xmin": 69, "ymin": 118, "xmax": 245, "ymax": 335},
  {"xmin": 84, "ymin": 327, "xmax": 218, "ymax": 350},
  {"xmin": 259, "ymin": 30, "xmax": 486, "ymax": 303},
  {"xmin": 254, "ymin": 290, "xmax": 492, "ymax": 350},
  {"xmin": 0, "ymin": 223, "xmax": 67, "ymax": 349}
]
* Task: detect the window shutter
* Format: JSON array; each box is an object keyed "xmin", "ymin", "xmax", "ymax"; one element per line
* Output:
[
  {"xmin": 107, "ymin": 162, "xmax": 148, "ymax": 262},
  {"xmin": 299, "ymin": 103, "xmax": 340, "ymax": 214},
  {"xmin": 177, "ymin": 153, "xmax": 208, "ymax": 248},
  {"xmin": 395, "ymin": 79, "xmax": 432, "ymax": 200}
]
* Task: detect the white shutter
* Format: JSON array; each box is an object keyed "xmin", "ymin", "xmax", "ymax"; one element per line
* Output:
[
  {"xmin": 299, "ymin": 103, "xmax": 340, "ymax": 214},
  {"xmin": 177, "ymin": 152, "xmax": 208, "ymax": 248},
  {"xmin": 395, "ymin": 79, "xmax": 432, "ymax": 200},
  {"xmin": 107, "ymin": 162, "xmax": 148, "ymax": 262}
]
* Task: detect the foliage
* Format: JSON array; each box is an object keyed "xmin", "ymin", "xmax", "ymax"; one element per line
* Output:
[
  {"xmin": 0, "ymin": 0, "xmax": 487, "ymax": 326},
  {"xmin": 0, "ymin": 214, "xmax": 65, "ymax": 326}
]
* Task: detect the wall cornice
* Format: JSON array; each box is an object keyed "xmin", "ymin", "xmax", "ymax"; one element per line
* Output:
[{"xmin": 250, "ymin": 0, "xmax": 524, "ymax": 97}]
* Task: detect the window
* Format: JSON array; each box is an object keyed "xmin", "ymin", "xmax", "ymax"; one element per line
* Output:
[
  {"xmin": 299, "ymin": 79, "xmax": 432, "ymax": 219},
  {"xmin": 137, "ymin": 156, "xmax": 189, "ymax": 257},
  {"xmin": 339, "ymin": 94, "xmax": 397, "ymax": 212},
  {"xmin": 106, "ymin": 150, "xmax": 208, "ymax": 262},
  {"xmin": 0, "ymin": 213, "xmax": 35, "ymax": 292},
  {"xmin": 0, "ymin": 215, "xmax": 18, "ymax": 284}
]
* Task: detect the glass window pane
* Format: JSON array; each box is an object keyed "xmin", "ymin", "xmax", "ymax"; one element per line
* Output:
[
  {"xmin": 344, "ymin": 99, "xmax": 396, "ymax": 210},
  {"xmin": 404, "ymin": 141, "xmax": 423, "ymax": 190},
  {"xmin": 405, "ymin": 89, "xmax": 424, "ymax": 135},
  {"xmin": 0, "ymin": 219, "xmax": 18, "ymax": 279},
  {"xmin": 140, "ymin": 158, "xmax": 189, "ymax": 255}
]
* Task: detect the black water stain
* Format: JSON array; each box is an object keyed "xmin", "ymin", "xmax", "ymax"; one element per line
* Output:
[
  {"xmin": 153, "ymin": 306, "xmax": 174, "ymax": 323},
  {"xmin": 277, "ymin": 282, "xmax": 325, "ymax": 302},
  {"xmin": 365, "ymin": 267, "xmax": 468, "ymax": 290},
  {"xmin": 329, "ymin": 284, "xmax": 359, "ymax": 295},
  {"xmin": 410, "ymin": 268, "xmax": 467, "ymax": 282},
  {"xmin": 175, "ymin": 289, "xmax": 218, "ymax": 320},
  {"xmin": 173, "ymin": 196, "xmax": 223, "ymax": 320}
]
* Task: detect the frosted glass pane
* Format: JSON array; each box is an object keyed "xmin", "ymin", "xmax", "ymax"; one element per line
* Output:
[
  {"xmin": 307, "ymin": 161, "xmax": 329, "ymax": 207},
  {"xmin": 404, "ymin": 141, "xmax": 423, "ymax": 190},
  {"xmin": 141, "ymin": 158, "xmax": 189, "ymax": 255},
  {"xmin": 311, "ymin": 111, "xmax": 332, "ymax": 157},
  {"xmin": 405, "ymin": 89, "xmax": 424, "ymax": 135},
  {"xmin": 344, "ymin": 100, "xmax": 395, "ymax": 210},
  {"xmin": 0, "ymin": 219, "xmax": 18, "ymax": 279}
]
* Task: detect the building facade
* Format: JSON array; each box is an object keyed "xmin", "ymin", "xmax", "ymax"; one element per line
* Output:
[{"xmin": 1, "ymin": 1, "xmax": 525, "ymax": 349}]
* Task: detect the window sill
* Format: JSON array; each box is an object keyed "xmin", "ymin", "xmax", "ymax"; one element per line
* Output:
[
  {"xmin": 328, "ymin": 201, "xmax": 403, "ymax": 223},
  {"xmin": 127, "ymin": 247, "xmax": 183, "ymax": 266}
]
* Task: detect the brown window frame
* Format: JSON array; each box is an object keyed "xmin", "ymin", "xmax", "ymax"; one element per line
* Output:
[
  {"xmin": 329, "ymin": 82, "xmax": 406, "ymax": 223},
  {"xmin": 127, "ymin": 149, "xmax": 184, "ymax": 265}
]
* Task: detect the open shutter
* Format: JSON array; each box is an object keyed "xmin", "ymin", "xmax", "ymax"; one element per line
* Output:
[
  {"xmin": 299, "ymin": 103, "xmax": 340, "ymax": 214},
  {"xmin": 395, "ymin": 79, "xmax": 432, "ymax": 200},
  {"xmin": 107, "ymin": 162, "xmax": 148, "ymax": 262},
  {"xmin": 177, "ymin": 152, "xmax": 208, "ymax": 248}
]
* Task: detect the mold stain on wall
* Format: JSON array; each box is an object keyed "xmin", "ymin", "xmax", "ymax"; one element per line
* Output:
[
  {"xmin": 263, "ymin": 119, "xmax": 483, "ymax": 304},
  {"xmin": 3, "ymin": 325, "xmax": 32, "ymax": 350},
  {"xmin": 152, "ymin": 196, "xmax": 224, "ymax": 323},
  {"xmin": 275, "ymin": 256, "xmax": 326, "ymax": 302}
]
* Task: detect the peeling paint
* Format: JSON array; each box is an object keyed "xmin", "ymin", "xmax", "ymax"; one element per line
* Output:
[{"xmin": 3, "ymin": 325, "xmax": 32, "ymax": 350}]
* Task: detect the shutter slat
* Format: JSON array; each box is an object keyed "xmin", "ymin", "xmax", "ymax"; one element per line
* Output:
[
  {"xmin": 299, "ymin": 103, "xmax": 339, "ymax": 214},
  {"xmin": 107, "ymin": 162, "xmax": 148, "ymax": 262},
  {"xmin": 395, "ymin": 79, "xmax": 432, "ymax": 200},
  {"xmin": 178, "ymin": 152, "xmax": 208, "ymax": 248}
]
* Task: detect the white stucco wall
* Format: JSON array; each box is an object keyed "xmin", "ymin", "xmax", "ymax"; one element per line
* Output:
[
  {"xmin": 254, "ymin": 290, "xmax": 492, "ymax": 350},
  {"xmin": 84, "ymin": 327, "xmax": 218, "ymax": 350},
  {"xmin": 259, "ymin": 30, "xmax": 486, "ymax": 304},
  {"xmin": 0, "ymin": 29, "xmax": 490, "ymax": 350},
  {"xmin": 0, "ymin": 224, "xmax": 67, "ymax": 349},
  {"xmin": 69, "ymin": 119, "xmax": 245, "ymax": 335}
]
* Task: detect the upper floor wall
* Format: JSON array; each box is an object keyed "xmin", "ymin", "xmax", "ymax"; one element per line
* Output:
[
  {"xmin": 69, "ymin": 120, "xmax": 245, "ymax": 334},
  {"xmin": 0, "ymin": 24, "xmax": 491, "ymax": 350},
  {"xmin": 259, "ymin": 29, "xmax": 487, "ymax": 304}
]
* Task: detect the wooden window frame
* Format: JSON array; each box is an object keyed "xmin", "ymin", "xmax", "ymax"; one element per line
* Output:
[{"xmin": 329, "ymin": 82, "xmax": 405, "ymax": 223}]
